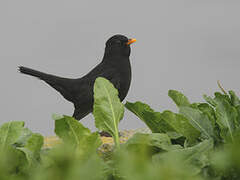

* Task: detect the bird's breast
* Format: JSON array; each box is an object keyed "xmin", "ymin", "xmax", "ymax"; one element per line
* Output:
[{"xmin": 117, "ymin": 61, "xmax": 132, "ymax": 101}]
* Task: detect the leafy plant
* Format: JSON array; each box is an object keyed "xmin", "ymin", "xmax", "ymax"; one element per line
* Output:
[
  {"xmin": 54, "ymin": 115, "xmax": 102, "ymax": 157},
  {"xmin": 1, "ymin": 78, "xmax": 240, "ymax": 180},
  {"xmin": 93, "ymin": 77, "xmax": 124, "ymax": 148}
]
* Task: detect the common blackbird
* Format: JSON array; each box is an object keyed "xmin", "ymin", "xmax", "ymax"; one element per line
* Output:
[{"xmin": 19, "ymin": 34, "xmax": 136, "ymax": 120}]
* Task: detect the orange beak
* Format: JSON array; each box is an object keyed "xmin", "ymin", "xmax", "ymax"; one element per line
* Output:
[{"xmin": 126, "ymin": 38, "xmax": 136, "ymax": 45}]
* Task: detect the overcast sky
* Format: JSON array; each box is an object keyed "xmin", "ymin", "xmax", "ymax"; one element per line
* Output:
[{"xmin": 1, "ymin": 1, "xmax": 240, "ymax": 135}]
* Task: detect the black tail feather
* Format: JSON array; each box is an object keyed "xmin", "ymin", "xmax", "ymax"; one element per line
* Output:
[
  {"xmin": 18, "ymin": 66, "xmax": 49, "ymax": 80},
  {"xmin": 18, "ymin": 66, "xmax": 75, "ymax": 103}
]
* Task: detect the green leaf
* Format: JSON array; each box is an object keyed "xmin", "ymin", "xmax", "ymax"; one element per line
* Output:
[
  {"xmin": 229, "ymin": 90, "xmax": 240, "ymax": 107},
  {"xmin": 0, "ymin": 146, "xmax": 28, "ymax": 175},
  {"xmin": 213, "ymin": 92, "xmax": 231, "ymax": 107},
  {"xmin": 179, "ymin": 106, "xmax": 214, "ymax": 139},
  {"xmin": 153, "ymin": 139, "xmax": 214, "ymax": 175},
  {"xmin": 196, "ymin": 103, "xmax": 216, "ymax": 127},
  {"xmin": 228, "ymin": 90, "xmax": 240, "ymax": 128},
  {"xmin": 203, "ymin": 94, "xmax": 217, "ymax": 107},
  {"xmin": 125, "ymin": 101, "xmax": 174, "ymax": 133},
  {"xmin": 168, "ymin": 90, "xmax": 191, "ymax": 107},
  {"xmin": 125, "ymin": 133, "xmax": 182, "ymax": 152},
  {"xmin": 14, "ymin": 127, "xmax": 33, "ymax": 147},
  {"xmin": 215, "ymin": 99, "xmax": 237, "ymax": 142},
  {"xmin": 55, "ymin": 115, "xmax": 102, "ymax": 156},
  {"xmin": 235, "ymin": 105, "xmax": 240, "ymax": 127},
  {"xmin": 17, "ymin": 133, "xmax": 43, "ymax": 166},
  {"xmin": 93, "ymin": 77, "xmax": 124, "ymax": 148},
  {"xmin": 173, "ymin": 139, "xmax": 213, "ymax": 164},
  {"xmin": 0, "ymin": 121, "xmax": 25, "ymax": 149},
  {"xmin": 161, "ymin": 110, "xmax": 200, "ymax": 143},
  {"xmin": 35, "ymin": 146, "xmax": 106, "ymax": 180},
  {"xmin": 55, "ymin": 115, "xmax": 91, "ymax": 144}
]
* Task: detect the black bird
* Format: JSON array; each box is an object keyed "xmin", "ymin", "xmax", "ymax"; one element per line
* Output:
[{"xmin": 19, "ymin": 34, "xmax": 136, "ymax": 120}]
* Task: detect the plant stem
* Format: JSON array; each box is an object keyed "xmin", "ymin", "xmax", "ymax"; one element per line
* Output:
[
  {"xmin": 114, "ymin": 131, "xmax": 120, "ymax": 149},
  {"xmin": 217, "ymin": 80, "xmax": 227, "ymax": 95}
]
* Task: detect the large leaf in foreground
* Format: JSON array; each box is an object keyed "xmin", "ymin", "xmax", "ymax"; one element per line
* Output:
[
  {"xmin": 153, "ymin": 139, "xmax": 214, "ymax": 175},
  {"xmin": 17, "ymin": 133, "xmax": 43, "ymax": 166},
  {"xmin": 125, "ymin": 101, "xmax": 174, "ymax": 133},
  {"xmin": 0, "ymin": 121, "xmax": 25, "ymax": 149},
  {"xmin": 179, "ymin": 106, "xmax": 214, "ymax": 139},
  {"xmin": 93, "ymin": 77, "xmax": 124, "ymax": 148},
  {"xmin": 0, "ymin": 145, "xmax": 28, "ymax": 176},
  {"xmin": 161, "ymin": 111, "xmax": 200, "ymax": 143},
  {"xmin": 55, "ymin": 115, "xmax": 101, "ymax": 156},
  {"xmin": 168, "ymin": 90, "xmax": 191, "ymax": 107}
]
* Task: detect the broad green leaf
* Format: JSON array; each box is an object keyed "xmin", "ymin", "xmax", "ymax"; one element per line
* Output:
[
  {"xmin": 203, "ymin": 94, "xmax": 217, "ymax": 107},
  {"xmin": 55, "ymin": 115, "xmax": 91, "ymax": 144},
  {"xmin": 0, "ymin": 146, "xmax": 28, "ymax": 175},
  {"xmin": 166, "ymin": 131, "xmax": 183, "ymax": 139},
  {"xmin": 194, "ymin": 103, "xmax": 222, "ymax": 143},
  {"xmin": 17, "ymin": 133, "xmax": 43, "ymax": 166},
  {"xmin": 173, "ymin": 139, "xmax": 213, "ymax": 164},
  {"xmin": 168, "ymin": 90, "xmax": 191, "ymax": 107},
  {"xmin": 142, "ymin": 111, "xmax": 176, "ymax": 133},
  {"xmin": 125, "ymin": 101, "xmax": 153, "ymax": 114},
  {"xmin": 14, "ymin": 127, "xmax": 33, "ymax": 147},
  {"xmin": 153, "ymin": 139, "xmax": 214, "ymax": 175},
  {"xmin": 93, "ymin": 77, "xmax": 124, "ymax": 148},
  {"xmin": 196, "ymin": 103, "xmax": 216, "ymax": 127},
  {"xmin": 214, "ymin": 92, "xmax": 231, "ymax": 106},
  {"xmin": 215, "ymin": 99, "xmax": 237, "ymax": 142},
  {"xmin": 179, "ymin": 106, "xmax": 214, "ymax": 139},
  {"xmin": 229, "ymin": 90, "xmax": 240, "ymax": 128},
  {"xmin": 125, "ymin": 133, "xmax": 182, "ymax": 152},
  {"xmin": 55, "ymin": 115, "xmax": 102, "ymax": 155},
  {"xmin": 0, "ymin": 122, "xmax": 43, "ymax": 168},
  {"xmin": 125, "ymin": 101, "xmax": 174, "ymax": 133},
  {"xmin": 0, "ymin": 121, "xmax": 25, "ymax": 149},
  {"xmin": 115, "ymin": 148, "xmax": 204, "ymax": 180},
  {"xmin": 161, "ymin": 111, "xmax": 200, "ymax": 143},
  {"xmin": 229, "ymin": 90, "xmax": 240, "ymax": 107},
  {"xmin": 34, "ymin": 146, "xmax": 106, "ymax": 180},
  {"xmin": 235, "ymin": 105, "xmax": 240, "ymax": 127}
]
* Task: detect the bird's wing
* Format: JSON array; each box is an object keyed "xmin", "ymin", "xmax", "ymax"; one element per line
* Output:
[
  {"xmin": 72, "ymin": 66, "xmax": 121, "ymax": 120},
  {"xmin": 73, "ymin": 67, "xmax": 121, "ymax": 104}
]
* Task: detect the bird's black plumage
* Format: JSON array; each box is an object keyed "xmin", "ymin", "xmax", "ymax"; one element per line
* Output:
[{"xmin": 19, "ymin": 34, "xmax": 135, "ymax": 120}]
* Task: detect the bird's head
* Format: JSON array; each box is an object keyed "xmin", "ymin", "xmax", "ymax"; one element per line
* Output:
[{"xmin": 104, "ymin": 34, "xmax": 136, "ymax": 58}]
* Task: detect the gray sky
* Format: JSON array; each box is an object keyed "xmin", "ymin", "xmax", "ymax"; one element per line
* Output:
[{"xmin": 1, "ymin": 1, "xmax": 240, "ymax": 135}]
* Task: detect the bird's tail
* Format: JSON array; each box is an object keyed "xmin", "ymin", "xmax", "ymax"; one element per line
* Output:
[
  {"xmin": 18, "ymin": 66, "xmax": 75, "ymax": 103},
  {"xmin": 18, "ymin": 66, "xmax": 59, "ymax": 81},
  {"xmin": 18, "ymin": 66, "xmax": 55, "ymax": 81}
]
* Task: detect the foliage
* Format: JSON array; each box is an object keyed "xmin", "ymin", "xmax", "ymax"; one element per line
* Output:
[
  {"xmin": 1, "ymin": 78, "xmax": 240, "ymax": 179},
  {"xmin": 93, "ymin": 77, "xmax": 124, "ymax": 148}
]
